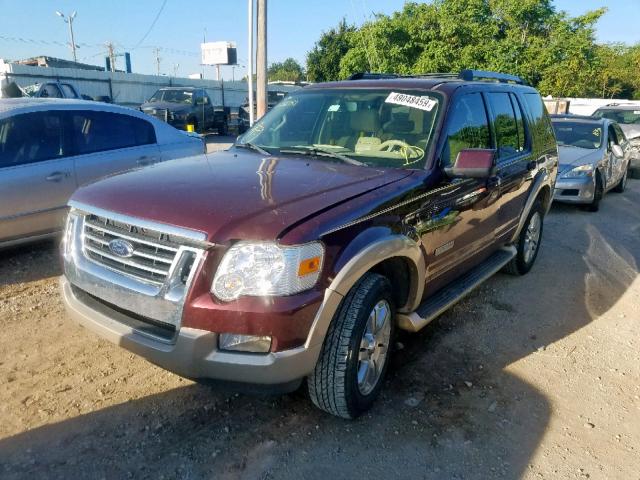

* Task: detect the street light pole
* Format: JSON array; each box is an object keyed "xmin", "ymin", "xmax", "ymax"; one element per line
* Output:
[
  {"xmin": 247, "ymin": 0, "xmax": 255, "ymax": 126},
  {"xmin": 256, "ymin": 0, "xmax": 267, "ymax": 119},
  {"xmin": 56, "ymin": 11, "xmax": 78, "ymax": 62}
]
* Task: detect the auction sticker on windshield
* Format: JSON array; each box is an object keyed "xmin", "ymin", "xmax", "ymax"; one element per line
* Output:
[{"xmin": 385, "ymin": 92, "xmax": 438, "ymax": 111}]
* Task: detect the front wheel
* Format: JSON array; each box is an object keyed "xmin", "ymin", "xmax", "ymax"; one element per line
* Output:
[
  {"xmin": 612, "ymin": 165, "xmax": 629, "ymax": 193},
  {"xmin": 587, "ymin": 172, "xmax": 603, "ymax": 212},
  {"xmin": 308, "ymin": 273, "xmax": 394, "ymax": 419},
  {"xmin": 504, "ymin": 201, "xmax": 544, "ymax": 276}
]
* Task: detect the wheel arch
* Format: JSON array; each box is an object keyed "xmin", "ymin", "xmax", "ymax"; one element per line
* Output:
[
  {"xmin": 511, "ymin": 169, "xmax": 553, "ymax": 243},
  {"xmin": 328, "ymin": 234, "xmax": 425, "ymax": 313},
  {"xmin": 304, "ymin": 233, "xmax": 425, "ymax": 352}
]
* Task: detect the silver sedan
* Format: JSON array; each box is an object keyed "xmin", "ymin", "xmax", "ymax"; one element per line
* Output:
[
  {"xmin": 551, "ymin": 115, "xmax": 632, "ymax": 211},
  {"xmin": 0, "ymin": 98, "xmax": 205, "ymax": 248}
]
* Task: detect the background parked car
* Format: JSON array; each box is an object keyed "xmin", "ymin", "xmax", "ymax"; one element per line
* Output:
[
  {"xmin": 0, "ymin": 98, "xmax": 205, "ymax": 248},
  {"xmin": 140, "ymin": 87, "xmax": 228, "ymax": 134},
  {"xmin": 592, "ymin": 103, "xmax": 640, "ymax": 170},
  {"xmin": 551, "ymin": 114, "xmax": 631, "ymax": 211},
  {"xmin": 237, "ymin": 90, "xmax": 287, "ymax": 133}
]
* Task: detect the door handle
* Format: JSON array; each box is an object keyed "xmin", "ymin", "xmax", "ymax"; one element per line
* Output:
[
  {"xmin": 45, "ymin": 171, "xmax": 68, "ymax": 182},
  {"xmin": 137, "ymin": 156, "xmax": 157, "ymax": 166}
]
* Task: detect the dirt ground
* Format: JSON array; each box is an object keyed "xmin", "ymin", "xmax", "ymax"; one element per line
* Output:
[{"xmin": 1, "ymin": 175, "xmax": 639, "ymax": 479}]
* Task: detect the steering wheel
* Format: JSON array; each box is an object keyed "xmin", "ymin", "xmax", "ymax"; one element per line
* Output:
[
  {"xmin": 375, "ymin": 139, "xmax": 412, "ymax": 152},
  {"xmin": 374, "ymin": 139, "xmax": 425, "ymax": 164}
]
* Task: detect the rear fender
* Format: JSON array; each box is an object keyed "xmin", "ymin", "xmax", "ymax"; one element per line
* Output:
[{"xmin": 511, "ymin": 169, "xmax": 552, "ymax": 243}]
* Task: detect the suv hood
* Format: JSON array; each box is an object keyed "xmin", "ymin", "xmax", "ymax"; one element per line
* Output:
[
  {"xmin": 70, "ymin": 150, "xmax": 412, "ymax": 243},
  {"xmin": 619, "ymin": 124, "xmax": 640, "ymax": 140},
  {"xmin": 558, "ymin": 146, "xmax": 602, "ymax": 173},
  {"xmin": 141, "ymin": 101, "xmax": 191, "ymax": 113}
]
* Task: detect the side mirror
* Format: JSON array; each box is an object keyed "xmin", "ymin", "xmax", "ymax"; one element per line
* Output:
[
  {"xmin": 611, "ymin": 144, "xmax": 624, "ymax": 158},
  {"xmin": 444, "ymin": 148, "xmax": 496, "ymax": 179}
]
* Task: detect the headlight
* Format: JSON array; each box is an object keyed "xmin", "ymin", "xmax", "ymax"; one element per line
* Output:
[
  {"xmin": 211, "ymin": 241, "xmax": 324, "ymax": 301},
  {"xmin": 62, "ymin": 210, "xmax": 79, "ymax": 258},
  {"xmin": 562, "ymin": 164, "xmax": 594, "ymax": 178}
]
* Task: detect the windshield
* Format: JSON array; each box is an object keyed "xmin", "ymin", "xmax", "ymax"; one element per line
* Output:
[
  {"xmin": 237, "ymin": 88, "xmax": 441, "ymax": 169},
  {"xmin": 149, "ymin": 89, "xmax": 194, "ymax": 104},
  {"xmin": 592, "ymin": 108, "xmax": 640, "ymax": 125},
  {"xmin": 552, "ymin": 121, "xmax": 602, "ymax": 149}
]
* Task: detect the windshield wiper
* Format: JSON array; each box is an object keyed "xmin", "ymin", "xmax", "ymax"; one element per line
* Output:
[
  {"xmin": 279, "ymin": 145, "xmax": 364, "ymax": 166},
  {"xmin": 235, "ymin": 142, "xmax": 271, "ymax": 156}
]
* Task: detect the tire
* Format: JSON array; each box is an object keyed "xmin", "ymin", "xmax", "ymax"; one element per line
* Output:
[
  {"xmin": 612, "ymin": 165, "xmax": 629, "ymax": 193},
  {"xmin": 217, "ymin": 122, "xmax": 228, "ymax": 136},
  {"xmin": 308, "ymin": 273, "xmax": 395, "ymax": 419},
  {"xmin": 587, "ymin": 172, "xmax": 603, "ymax": 212},
  {"xmin": 504, "ymin": 200, "xmax": 544, "ymax": 276}
]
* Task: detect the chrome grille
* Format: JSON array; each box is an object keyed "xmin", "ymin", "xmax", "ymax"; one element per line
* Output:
[
  {"xmin": 82, "ymin": 214, "xmax": 182, "ymax": 285},
  {"xmin": 148, "ymin": 108, "xmax": 168, "ymax": 122}
]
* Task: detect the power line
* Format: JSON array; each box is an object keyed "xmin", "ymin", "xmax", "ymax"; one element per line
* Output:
[{"xmin": 131, "ymin": 0, "xmax": 168, "ymax": 50}]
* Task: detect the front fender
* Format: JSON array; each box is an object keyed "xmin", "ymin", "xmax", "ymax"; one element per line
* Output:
[
  {"xmin": 329, "ymin": 232, "xmax": 425, "ymax": 308},
  {"xmin": 303, "ymin": 230, "xmax": 426, "ymax": 351}
]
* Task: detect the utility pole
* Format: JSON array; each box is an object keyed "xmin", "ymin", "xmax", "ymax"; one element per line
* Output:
[
  {"xmin": 106, "ymin": 42, "xmax": 116, "ymax": 72},
  {"xmin": 153, "ymin": 47, "xmax": 161, "ymax": 76},
  {"xmin": 247, "ymin": 0, "xmax": 255, "ymax": 126},
  {"xmin": 256, "ymin": 0, "xmax": 268, "ymax": 119},
  {"xmin": 55, "ymin": 11, "xmax": 78, "ymax": 62}
]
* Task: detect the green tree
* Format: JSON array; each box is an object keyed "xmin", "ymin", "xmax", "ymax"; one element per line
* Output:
[
  {"xmin": 267, "ymin": 58, "xmax": 305, "ymax": 82},
  {"xmin": 306, "ymin": 19, "xmax": 356, "ymax": 82},
  {"xmin": 305, "ymin": 0, "xmax": 640, "ymax": 98}
]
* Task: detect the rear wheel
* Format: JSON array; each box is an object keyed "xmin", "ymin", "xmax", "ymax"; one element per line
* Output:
[
  {"xmin": 504, "ymin": 200, "xmax": 544, "ymax": 276},
  {"xmin": 308, "ymin": 273, "xmax": 394, "ymax": 419},
  {"xmin": 612, "ymin": 165, "xmax": 629, "ymax": 193}
]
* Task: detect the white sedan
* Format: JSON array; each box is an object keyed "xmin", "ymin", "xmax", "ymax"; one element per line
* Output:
[{"xmin": 0, "ymin": 98, "xmax": 205, "ymax": 248}]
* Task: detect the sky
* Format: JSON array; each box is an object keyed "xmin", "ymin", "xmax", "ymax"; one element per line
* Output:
[{"xmin": 0, "ymin": 0, "xmax": 639, "ymax": 80}]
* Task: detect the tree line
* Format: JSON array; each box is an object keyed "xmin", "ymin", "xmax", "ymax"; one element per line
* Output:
[{"xmin": 268, "ymin": 0, "xmax": 640, "ymax": 99}]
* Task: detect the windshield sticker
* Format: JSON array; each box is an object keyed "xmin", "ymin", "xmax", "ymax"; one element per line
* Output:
[
  {"xmin": 385, "ymin": 92, "xmax": 438, "ymax": 111},
  {"xmin": 634, "ymin": 111, "xmax": 640, "ymax": 115},
  {"xmin": 593, "ymin": 128, "xmax": 601, "ymax": 137},
  {"xmin": 328, "ymin": 104, "xmax": 340, "ymax": 112}
]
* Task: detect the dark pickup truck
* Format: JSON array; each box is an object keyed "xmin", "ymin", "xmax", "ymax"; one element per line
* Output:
[
  {"xmin": 61, "ymin": 70, "xmax": 558, "ymax": 419},
  {"xmin": 140, "ymin": 87, "xmax": 228, "ymax": 134}
]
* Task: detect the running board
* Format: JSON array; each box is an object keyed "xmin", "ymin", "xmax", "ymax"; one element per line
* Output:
[{"xmin": 397, "ymin": 246, "xmax": 517, "ymax": 332}]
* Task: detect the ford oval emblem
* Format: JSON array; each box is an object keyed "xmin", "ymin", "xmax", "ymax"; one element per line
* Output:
[{"xmin": 108, "ymin": 238, "xmax": 135, "ymax": 258}]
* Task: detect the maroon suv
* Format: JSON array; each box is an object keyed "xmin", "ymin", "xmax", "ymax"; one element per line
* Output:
[{"xmin": 61, "ymin": 70, "xmax": 558, "ymax": 418}]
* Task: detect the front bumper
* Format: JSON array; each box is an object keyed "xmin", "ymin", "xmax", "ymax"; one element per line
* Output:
[
  {"xmin": 61, "ymin": 276, "xmax": 321, "ymax": 390},
  {"xmin": 553, "ymin": 175, "xmax": 595, "ymax": 204}
]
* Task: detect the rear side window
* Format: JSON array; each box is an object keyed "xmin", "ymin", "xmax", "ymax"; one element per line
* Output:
[
  {"xmin": 0, "ymin": 111, "xmax": 68, "ymax": 168},
  {"xmin": 441, "ymin": 93, "xmax": 491, "ymax": 167},
  {"xmin": 70, "ymin": 111, "xmax": 156, "ymax": 155},
  {"xmin": 486, "ymin": 92, "xmax": 520, "ymax": 159},
  {"xmin": 510, "ymin": 94, "xmax": 527, "ymax": 152},
  {"xmin": 40, "ymin": 84, "xmax": 63, "ymax": 98},
  {"xmin": 522, "ymin": 93, "xmax": 555, "ymax": 147},
  {"xmin": 613, "ymin": 124, "xmax": 627, "ymax": 144},
  {"xmin": 60, "ymin": 84, "xmax": 77, "ymax": 98}
]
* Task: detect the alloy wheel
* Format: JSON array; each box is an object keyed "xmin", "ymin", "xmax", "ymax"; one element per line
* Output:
[
  {"xmin": 523, "ymin": 211, "xmax": 541, "ymax": 265},
  {"xmin": 357, "ymin": 299, "xmax": 392, "ymax": 396}
]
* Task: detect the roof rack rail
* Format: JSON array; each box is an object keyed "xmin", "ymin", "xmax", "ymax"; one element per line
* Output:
[
  {"xmin": 347, "ymin": 72, "xmax": 399, "ymax": 80},
  {"xmin": 459, "ymin": 69, "xmax": 526, "ymax": 85},
  {"xmin": 348, "ymin": 70, "xmax": 527, "ymax": 85}
]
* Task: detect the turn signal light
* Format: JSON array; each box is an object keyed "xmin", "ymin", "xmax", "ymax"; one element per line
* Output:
[{"xmin": 298, "ymin": 256, "xmax": 321, "ymax": 277}]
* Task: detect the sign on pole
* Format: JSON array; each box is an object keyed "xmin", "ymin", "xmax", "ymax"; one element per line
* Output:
[{"xmin": 201, "ymin": 41, "xmax": 237, "ymax": 66}]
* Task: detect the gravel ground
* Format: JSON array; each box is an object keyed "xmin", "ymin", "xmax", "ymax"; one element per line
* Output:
[{"xmin": 0, "ymin": 175, "xmax": 638, "ymax": 479}]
